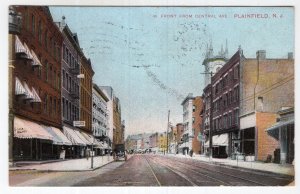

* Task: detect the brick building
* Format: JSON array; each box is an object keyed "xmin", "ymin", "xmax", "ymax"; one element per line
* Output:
[
  {"xmin": 239, "ymin": 50, "xmax": 294, "ymax": 162},
  {"xmin": 210, "ymin": 49, "xmax": 242, "ymax": 158},
  {"xmin": 175, "ymin": 123, "xmax": 183, "ymax": 154},
  {"xmin": 79, "ymin": 54, "xmax": 94, "ymax": 133},
  {"xmin": 192, "ymin": 96, "xmax": 204, "ymax": 155},
  {"xmin": 11, "ymin": 6, "xmax": 67, "ymax": 161}
]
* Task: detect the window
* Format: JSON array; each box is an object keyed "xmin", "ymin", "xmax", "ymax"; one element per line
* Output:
[
  {"xmin": 44, "ymin": 30, "xmax": 48, "ymax": 49},
  {"xmin": 49, "ymin": 65, "xmax": 53, "ymax": 85},
  {"xmin": 228, "ymin": 112, "xmax": 232, "ymax": 127},
  {"xmin": 31, "ymin": 14, "xmax": 35, "ymax": 35},
  {"xmin": 224, "ymin": 115, "xmax": 227, "ymax": 129},
  {"xmin": 193, "ymin": 105, "xmax": 196, "ymax": 112},
  {"xmin": 234, "ymin": 109, "xmax": 239, "ymax": 125},
  {"xmin": 62, "ymin": 98, "xmax": 65, "ymax": 118},
  {"xmin": 54, "ymin": 98, "xmax": 56, "ymax": 116},
  {"xmin": 192, "ymin": 128, "xmax": 195, "ymax": 136},
  {"xmin": 44, "ymin": 94, "xmax": 48, "ymax": 114},
  {"xmin": 234, "ymin": 65, "xmax": 239, "ymax": 79},
  {"xmin": 57, "ymin": 73, "xmax": 60, "ymax": 90},
  {"xmin": 49, "ymin": 97, "xmax": 52, "ymax": 116},
  {"xmin": 38, "ymin": 20, "xmax": 42, "ymax": 43},
  {"xmin": 192, "ymin": 117, "xmax": 195, "ymax": 124},
  {"xmin": 53, "ymin": 70, "xmax": 56, "ymax": 88},
  {"xmin": 62, "ymin": 70, "xmax": 65, "ymax": 88},
  {"xmin": 45, "ymin": 61, "xmax": 48, "ymax": 82}
]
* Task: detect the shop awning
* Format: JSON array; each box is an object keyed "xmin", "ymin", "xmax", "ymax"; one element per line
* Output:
[
  {"xmin": 266, "ymin": 119, "xmax": 294, "ymax": 140},
  {"xmin": 81, "ymin": 132, "xmax": 103, "ymax": 148},
  {"xmin": 52, "ymin": 127, "xmax": 72, "ymax": 146},
  {"xmin": 14, "ymin": 117, "xmax": 53, "ymax": 141},
  {"xmin": 63, "ymin": 126, "xmax": 86, "ymax": 146},
  {"xmin": 41, "ymin": 126, "xmax": 72, "ymax": 145},
  {"xmin": 73, "ymin": 130, "xmax": 92, "ymax": 145},
  {"xmin": 204, "ymin": 134, "xmax": 228, "ymax": 147},
  {"xmin": 41, "ymin": 125, "xmax": 64, "ymax": 145}
]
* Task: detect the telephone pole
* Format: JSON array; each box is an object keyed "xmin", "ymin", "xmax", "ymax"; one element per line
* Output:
[{"xmin": 166, "ymin": 110, "xmax": 170, "ymax": 154}]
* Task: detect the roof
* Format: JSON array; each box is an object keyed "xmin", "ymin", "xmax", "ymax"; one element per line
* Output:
[{"xmin": 93, "ymin": 83, "xmax": 109, "ymax": 102}]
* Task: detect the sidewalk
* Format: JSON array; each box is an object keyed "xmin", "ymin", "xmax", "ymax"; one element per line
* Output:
[
  {"xmin": 168, "ymin": 154, "xmax": 294, "ymax": 176},
  {"xmin": 10, "ymin": 155, "xmax": 114, "ymax": 172}
]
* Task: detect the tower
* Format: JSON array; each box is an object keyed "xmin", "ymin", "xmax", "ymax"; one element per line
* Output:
[{"xmin": 202, "ymin": 39, "xmax": 228, "ymax": 87}]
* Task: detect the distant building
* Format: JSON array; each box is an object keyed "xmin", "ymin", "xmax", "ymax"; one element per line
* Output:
[
  {"xmin": 175, "ymin": 123, "xmax": 183, "ymax": 154},
  {"xmin": 79, "ymin": 55, "xmax": 94, "ymax": 134},
  {"xmin": 192, "ymin": 96, "xmax": 204, "ymax": 155},
  {"xmin": 179, "ymin": 93, "xmax": 195, "ymax": 155},
  {"xmin": 92, "ymin": 84, "xmax": 110, "ymax": 153}
]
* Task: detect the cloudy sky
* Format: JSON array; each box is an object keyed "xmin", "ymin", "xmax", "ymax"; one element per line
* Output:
[{"xmin": 49, "ymin": 6, "xmax": 294, "ymax": 136}]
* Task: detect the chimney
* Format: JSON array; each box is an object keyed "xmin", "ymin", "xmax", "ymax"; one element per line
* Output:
[
  {"xmin": 256, "ymin": 50, "xmax": 266, "ymax": 60},
  {"xmin": 288, "ymin": 52, "xmax": 293, "ymax": 59}
]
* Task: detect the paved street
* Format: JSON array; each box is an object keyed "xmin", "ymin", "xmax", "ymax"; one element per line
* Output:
[{"xmin": 10, "ymin": 154, "xmax": 294, "ymax": 186}]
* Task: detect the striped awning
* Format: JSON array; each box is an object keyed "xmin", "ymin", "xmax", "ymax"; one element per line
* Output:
[
  {"xmin": 30, "ymin": 49, "xmax": 42, "ymax": 67},
  {"xmin": 22, "ymin": 82, "xmax": 34, "ymax": 100},
  {"xmin": 14, "ymin": 117, "xmax": 53, "ymax": 141},
  {"xmin": 74, "ymin": 130, "xmax": 92, "ymax": 145},
  {"xmin": 63, "ymin": 126, "xmax": 86, "ymax": 146},
  {"xmin": 81, "ymin": 132, "xmax": 103, "ymax": 148},
  {"xmin": 31, "ymin": 87, "xmax": 42, "ymax": 103},
  {"xmin": 15, "ymin": 36, "xmax": 32, "ymax": 59},
  {"xmin": 41, "ymin": 125, "xmax": 72, "ymax": 145},
  {"xmin": 15, "ymin": 77, "xmax": 26, "ymax": 96}
]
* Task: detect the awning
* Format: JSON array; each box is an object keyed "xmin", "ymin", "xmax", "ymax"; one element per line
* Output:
[
  {"xmin": 81, "ymin": 132, "xmax": 103, "ymax": 148},
  {"xmin": 30, "ymin": 49, "xmax": 42, "ymax": 67},
  {"xmin": 204, "ymin": 134, "xmax": 228, "ymax": 147},
  {"xmin": 63, "ymin": 126, "xmax": 86, "ymax": 146},
  {"xmin": 14, "ymin": 117, "xmax": 53, "ymax": 141},
  {"xmin": 23, "ymin": 82, "xmax": 34, "ymax": 100},
  {"xmin": 41, "ymin": 126, "xmax": 72, "ymax": 145},
  {"xmin": 15, "ymin": 36, "xmax": 33, "ymax": 60},
  {"xmin": 41, "ymin": 125, "xmax": 64, "ymax": 145},
  {"xmin": 31, "ymin": 87, "xmax": 42, "ymax": 103},
  {"xmin": 73, "ymin": 130, "xmax": 92, "ymax": 145},
  {"xmin": 15, "ymin": 77, "xmax": 26, "ymax": 96},
  {"xmin": 266, "ymin": 119, "xmax": 294, "ymax": 140}
]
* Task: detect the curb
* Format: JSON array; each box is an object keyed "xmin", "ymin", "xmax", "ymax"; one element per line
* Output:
[
  {"xmin": 167, "ymin": 155, "xmax": 294, "ymax": 177},
  {"xmin": 9, "ymin": 159, "xmax": 115, "ymax": 173}
]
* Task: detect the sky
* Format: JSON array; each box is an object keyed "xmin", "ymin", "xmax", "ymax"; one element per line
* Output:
[{"xmin": 49, "ymin": 6, "xmax": 294, "ymax": 136}]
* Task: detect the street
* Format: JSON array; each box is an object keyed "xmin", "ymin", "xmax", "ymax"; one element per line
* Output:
[{"xmin": 10, "ymin": 154, "xmax": 294, "ymax": 186}]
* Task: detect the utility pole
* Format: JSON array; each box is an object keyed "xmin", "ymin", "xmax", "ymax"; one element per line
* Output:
[{"xmin": 166, "ymin": 110, "xmax": 170, "ymax": 154}]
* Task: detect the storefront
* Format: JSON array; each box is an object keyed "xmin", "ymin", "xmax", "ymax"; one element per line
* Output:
[
  {"xmin": 14, "ymin": 116, "xmax": 53, "ymax": 161},
  {"xmin": 204, "ymin": 133, "xmax": 229, "ymax": 158},
  {"xmin": 266, "ymin": 108, "xmax": 294, "ymax": 164},
  {"xmin": 63, "ymin": 126, "xmax": 87, "ymax": 158}
]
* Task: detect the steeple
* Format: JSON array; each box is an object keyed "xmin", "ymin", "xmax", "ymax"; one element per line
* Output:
[
  {"xmin": 225, "ymin": 39, "xmax": 228, "ymax": 58},
  {"xmin": 208, "ymin": 39, "xmax": 214, "ymax": 58}
]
